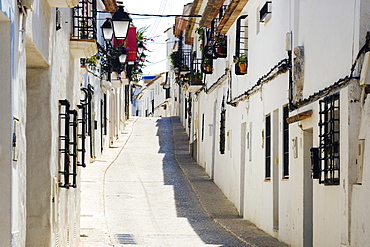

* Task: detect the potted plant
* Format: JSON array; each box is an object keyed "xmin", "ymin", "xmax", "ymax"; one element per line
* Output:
[
  {"xmin": 191, "ymin": 71, "xmax": 203, "ymax": 84},
  {"xmin": 170, "ymin": 51, "xmax": 181, "ymax": 69},
  {"xmin": 233, "ymin": 54, "xmax": 248, "ymax": 74},
  {"xmin": 214, "ymin": 34, "xmax": 227, "ymax": 56},
  {"xmin": 202, "ymin": 57, "xmax": 213, "ymax": 73}
]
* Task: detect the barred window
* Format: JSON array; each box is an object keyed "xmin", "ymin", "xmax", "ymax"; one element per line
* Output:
[
  {"xmin": 235, "ymin": 15, "xmax": 248, "ymax": 75},
  {"xmin": 283, "ymin": 105, "xmax": 289, "ymax": 178},
  {"xmin": 319, "ymin": 93, "xmax": 340, "ymax": 185},
  {"xmin": 265, "ymin": 115, "xmax": 271, "ymax": 179}
]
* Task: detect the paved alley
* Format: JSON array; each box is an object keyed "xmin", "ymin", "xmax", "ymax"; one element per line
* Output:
[{"xmin": 80, "ymin": 117, "xmax": 287, "ymax": 247}]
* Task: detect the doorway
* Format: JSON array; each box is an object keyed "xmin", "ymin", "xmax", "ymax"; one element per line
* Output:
[
  {"xmin": 272, "ymin": 110, "xmax": 279, "ymax": 230},
  {"xmin": 240, "ymin": 122, "xmax": 247, "ymax": 216},
  {"xmin": 211, "ymin": 100, "xmax": 218, "ymax": 179},
  {"xmin": 303, "ymin": 129, "xmax": 313, "ymax": 247}
]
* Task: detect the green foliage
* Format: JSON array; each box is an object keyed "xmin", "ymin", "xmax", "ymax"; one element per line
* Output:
[
  {"xmin": 169, "ymin": 51, "xmax": 181, "ymax": 69},
  {"xmin": 233, "ymin": 54, "xmax": 247, "ymax": 64},
  {"xmin": 82, "ymin": 54, "xmax": 101, "ymax": 71},
  {"xmin": 195, "ymin": 27, "xmax": 204, "ymax": 51},
  {"xmin": 214, "ymin": 34, "xmax": 227, "ymax": 46},
  {"xmin": 130, "ymin": 26, "xmax": 152, "ymax": 82},
  {"xmin": 191, "ymin": 71, "xmax": 203, "ymax": 80}
]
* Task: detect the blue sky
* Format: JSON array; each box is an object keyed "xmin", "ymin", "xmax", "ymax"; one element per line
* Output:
[{"xmin": 124, "ymin": 0, "xmax": 192, "ymax": 75}]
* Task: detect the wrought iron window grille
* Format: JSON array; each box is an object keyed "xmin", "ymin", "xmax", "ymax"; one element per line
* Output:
[
  {"xmin": 71, "ymin": 0, "xmax": 97, "ymax": 40},
  {"xmin": 318, "ymin": 93, "xmax": 340, "ymax": 185},
  {"xmin": 77, "ymin": 102, "xmax": 87, "ymax": 167},
  {"xmin": 260, "ymin": 1, "xmax": 272, "ymax": 23},
  {"xmin": 235, "ymin": 15, "xmax": 248, "ymax": 75},
  {"xmin": 190, "ymin": 52, "xmax": 204, "ymax": 86},
  {"xmin": 56, "ymin": 8, "xmax": 61, "ymax": 31},
  {"xmin": 220, "ymin": 98, "xmax": 226, "ymax": 154},
  {"xmin": 283, "ymin": 105, "xmax": 289, "ymax": 178},
  {"xmin": 265, "ymin": 114, "xmax": 271, "ymax": 179},
  {"xmin": 311, "ymin": 147, "xmax": 320, "ymax": 179},
  {"xmin": 59, "ymin": 100, "xmax": 78, "ymax": 189}
]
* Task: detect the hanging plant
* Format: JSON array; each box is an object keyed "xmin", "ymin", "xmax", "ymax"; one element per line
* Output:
[{"xmin": 195, "ymin": 27, "xmax": 205, "ymax": 51}]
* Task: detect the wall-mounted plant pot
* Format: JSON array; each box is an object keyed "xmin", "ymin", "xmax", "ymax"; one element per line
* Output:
[
  {"xmin": 239, "ymin": 63, "xmax": 247, "ymax": 73},
  {"xmin": 235, "ymin": 63, "xmax": 248, "ymax": 75},
  {"xmin": 202, "ymin": 65, "xmax": 213, "ymax": 74},
  {"xmin": 192, "ymin": 78, "xmax": 203, "ymax": 85},
  {"xmin": 214, "ymin": 46, "xmax": 227, "ymax": 58}
]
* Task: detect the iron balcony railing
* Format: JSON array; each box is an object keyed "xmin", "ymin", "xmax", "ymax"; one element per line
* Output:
[
  {"xmin": 180, "ymin": 49, "xmax": 192, "ymax": 72},
  {"xmin": 71, "ymin": 0, "xmax": 97, "ymax": 40}
]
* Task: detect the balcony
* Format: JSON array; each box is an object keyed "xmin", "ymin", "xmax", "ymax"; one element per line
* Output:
[
  {"xmin": 70, "ymin": 0, "xmax": 98, "ymax": 58},
  {"xmin": 47, "ymin": 0, "xmax": 79, "ymax": 8},
  {"xmin": 188, "ymin": 54, "xmax": 204, "ymax": 92}
]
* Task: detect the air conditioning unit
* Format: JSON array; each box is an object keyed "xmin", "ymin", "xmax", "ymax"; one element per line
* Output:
[{"xmin": 360, "ymin": 52, "xmax": 370, "ymax": 85}]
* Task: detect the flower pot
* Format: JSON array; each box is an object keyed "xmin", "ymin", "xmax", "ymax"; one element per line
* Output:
[
  {"xmin": 239, "ymin": 63, "xmax": 247, "ymax": 73},
  {"xmin": 193, "ymin": 78, "xmax": 202, "ymax": 84},
  {"xmin": 215, "ymin": 46, "xmax": 227, "ymax": 56}
]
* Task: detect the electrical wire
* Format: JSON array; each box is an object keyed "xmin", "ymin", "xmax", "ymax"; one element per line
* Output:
[{"xmin": 130, "ymin": 13, "xmax": 202, "ymax": 17}]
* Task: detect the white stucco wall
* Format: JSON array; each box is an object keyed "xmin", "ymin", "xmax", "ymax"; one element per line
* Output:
[{"xmin": 174, "ymin": 0, "xmax": 370, "ymax": 246}]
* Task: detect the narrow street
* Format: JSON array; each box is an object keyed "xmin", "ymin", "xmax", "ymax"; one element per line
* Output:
[{"xmin": 80, "ymin": 117, "xmax": 286, "ymax": 247}]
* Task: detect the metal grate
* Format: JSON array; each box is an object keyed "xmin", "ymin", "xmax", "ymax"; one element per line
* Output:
[
  {"xmin": 235, "ymin": 15, "xmax": 248, "ymax": 75},
  {"xmin": 319, "ymin": 93, "xmax": 340, "ymax": 185},
  {"xmin": 283, "ymin": 105, "xmax": 289, "ymax": 178},
  {"xmin": 115, "ymin": 234, "xmax": 138, "ymax": 245},
  {"xmin": 265, "ymin": 114, "xmax": 271, "ymax": 179},
  {"xmin": 71, "ymin": 0, "xmax": 97, "ymax": 40}
]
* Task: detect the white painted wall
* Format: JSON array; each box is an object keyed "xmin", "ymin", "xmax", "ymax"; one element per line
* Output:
[
  {"xmin": 0, "ymin": 9, "xmax": 15, "ymax": 247},
  {"xmin": 173, "ymin": 0, "xmax": 370, "ymax": 246}
]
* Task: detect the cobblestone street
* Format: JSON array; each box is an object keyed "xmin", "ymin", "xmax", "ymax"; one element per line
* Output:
[{"xmin": 80, "ymin": 117, "xmax": 286, "ymax": 247}]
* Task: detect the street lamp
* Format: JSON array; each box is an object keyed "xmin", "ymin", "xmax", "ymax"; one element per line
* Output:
[
  {"xmin": 137, "ymin": 42, "xmax": 145, "ymax": 56},
  {"xmin": 119, "ymin": 46, "xmax": 127, "ymax": 64},
  {"xmin": 111, "ymin": 6, "xmax": 132, "ymax": 39},
  {"xmin": 101, "ymin": 18, "xmax": 113, "ymax": 41}
]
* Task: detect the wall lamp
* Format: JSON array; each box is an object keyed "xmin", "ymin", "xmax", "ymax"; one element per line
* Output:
[
  {"xmin": 137, "ymin": 41, "xmax": 145, "ymax": 56},
  {"xmin": 99, "ymin": 6, "xmax": 132, "ymax": 76}
]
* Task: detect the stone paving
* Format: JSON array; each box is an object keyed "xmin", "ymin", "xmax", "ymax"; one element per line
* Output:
[{"xmin": 79, "ymin": 117, "xmax": 287, "ymax": 247}]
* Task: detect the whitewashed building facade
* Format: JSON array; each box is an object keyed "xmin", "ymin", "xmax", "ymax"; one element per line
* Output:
[
  {"xmin": 0, "ymin": 0, "xmax": 133, "ymax": 245},
  {"xmin": 169, "ymin": 0, "xmax": 370, "ymax": 246}
]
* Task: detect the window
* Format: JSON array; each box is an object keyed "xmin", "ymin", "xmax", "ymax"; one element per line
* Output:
[
  {"xmin": 265, "ymin": 115, "xmax": 271, "ymax": 179},
  {"xmin": 235, "ymin": 15, "xmax": 248, "ymax": 75},
  {"xmin": 283, "ymin": 105, "xmax": 289, "ymax": 178},
  {"xmin": 220, "ymin": 99, "xmax": 226, "ymax": 154},
  {"xmin": 201, "ymin": 114, "xmax": 205, "ymax": 141},
  {"xmin": 185, "ymin": 98, "xmax": 188, "ymax": 119},
  {"xmin": 59, "ymin": 100, "xmax": 77, "ymax": 189},
  {"xmin": 72, "ymin": 0, "xmax": 97, "ymax": 39},
  {"xmin": 319, "ymin": 93, "xmax": 340, "ymax": 185},
  {"xmin": 259, "ymin": 1, "xmax": 272, "ymax": 23}
]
